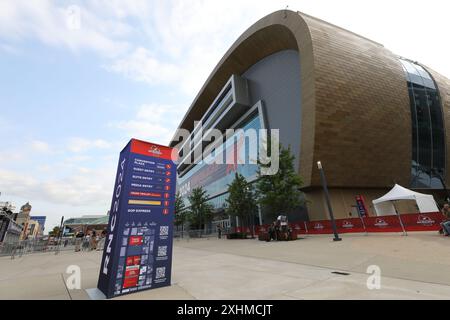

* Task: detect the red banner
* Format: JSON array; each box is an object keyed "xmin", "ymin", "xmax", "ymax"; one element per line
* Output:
[
  {"xmin": 130, "ymin": 139, "xmax": 177, "ymax": 160},
  {"xmin": 252, "ymin": 212, "xmax": 444, "ymax": 235}
]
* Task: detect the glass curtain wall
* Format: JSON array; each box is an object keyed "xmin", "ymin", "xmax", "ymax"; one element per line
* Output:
[{"xmin": 399, "ymin": 58, "xmax": 445, "ymax": 188}]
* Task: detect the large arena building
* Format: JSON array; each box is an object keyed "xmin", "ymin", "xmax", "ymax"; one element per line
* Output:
[{"xmin": 170, "ymin": 10, "xmax": 450, "ymax": 226}]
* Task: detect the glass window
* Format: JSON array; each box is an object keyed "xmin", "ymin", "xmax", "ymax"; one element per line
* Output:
[
  {"xmin": 400, "ymin": 58, "xmax": 446, "ymax": 189},
  {"xmin": 400, "ymin": 59, "xmax": 436, "ymax": 89},
  {"xmin": 177, "ymin": 114, "xmax": 262, "ymax": 207}
]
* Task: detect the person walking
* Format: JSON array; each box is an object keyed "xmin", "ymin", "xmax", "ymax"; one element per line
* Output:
[
  {"xmin": 90, "ymin": 231, "xmax": 97, "ymax": 250},
  {"xmin": 83, "ymin": 234, "xmax": 90, "ymax": 251},
  {"xmin": 268, "ymin": 221, "xmax": 277, "ymax": 241},
  {"xmin": 96, "ymin": 229, "xmax": 107, "ymax": 251},
  {"xmin": 74, "ymin": 231, "xmax": 83, "ymax": 252},
  {"xmin": 217, "ymin": 224, "xmax": 222, "ymax": 239},
  {"xmin": 267, "ymin": 223, "xmax": 274, "ymax": 242},
  {"xmin": 274, "ymin": 221, "xmax": 281, "ymax": 241}
]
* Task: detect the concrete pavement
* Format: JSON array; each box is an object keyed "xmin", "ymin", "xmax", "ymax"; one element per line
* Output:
[{"xmin": 1, "ymin": 232, "xmax": 450, "ymax": 299}]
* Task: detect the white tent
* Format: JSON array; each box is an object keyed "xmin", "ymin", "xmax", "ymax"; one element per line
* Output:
[{"xmin": 372, "ymin": 184, "xmax": 439, "ymax": 216}]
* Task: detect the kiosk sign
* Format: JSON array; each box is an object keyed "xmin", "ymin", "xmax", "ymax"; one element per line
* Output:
[{"xmin": 97, "ymin": 139, "xmax": 176, "ymax": 298}]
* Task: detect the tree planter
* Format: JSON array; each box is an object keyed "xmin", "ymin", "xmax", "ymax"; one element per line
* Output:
[
  {"xmin": 258, "ymin": 231, "xmax": 298, "ymax": 241},
  {"xmin": 226, "ymin": 232, "xmax": 248, "ymax": 239},
  {"xmin": 258, "ymin": 233, "xmax": 270, "ymax": 241}
]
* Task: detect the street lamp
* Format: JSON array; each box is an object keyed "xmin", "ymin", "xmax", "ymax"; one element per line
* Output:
[
  {"xmin": 246, "ymin": 186, "xmax": 255, "ymax": 238},
  {"xmin": 317, "ymin": 161, "xmax": 342, "ymax": 242}
]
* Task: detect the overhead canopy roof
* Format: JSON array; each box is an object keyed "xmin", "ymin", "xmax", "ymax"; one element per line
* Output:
[
  {"xmin": 90, "ymin": 216, "xmax": 109, "ymax": 225},
  {"xmin": 372, "ymin": 184, "xmax": 439, "ymax": 216},
  {"xmin": 64, "ymin": 215, "xmax": 108, "ymax": 226},
  {"xmin": 373, "ymin": 184, "xmax": 434, "ymax": 204}
]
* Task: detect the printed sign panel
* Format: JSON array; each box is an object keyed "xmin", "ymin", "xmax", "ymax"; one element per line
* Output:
[
  {"xmin": 97, "ymin": 139, "xmax": 176, "ymax": 299},
  {"xmin": 355, "ymin": 195, "xmax": 368, "ymax": 217},
  {"xmin": 300, "ymin": 212, "xmax": 443, "ymax": 235},
  {"xmin": 254, "ymin": 213, "xmax": 444, "ymax": 236}
]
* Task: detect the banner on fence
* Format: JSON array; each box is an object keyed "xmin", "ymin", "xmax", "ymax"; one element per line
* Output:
[{"xmin": 253, "ymin": 212, "xmax": 444, "ymax": 235}]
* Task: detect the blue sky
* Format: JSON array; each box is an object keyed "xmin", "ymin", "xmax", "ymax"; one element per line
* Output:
[{"xmin": 0, "ymin": 0, "xmax": 449, "ymax": 231}]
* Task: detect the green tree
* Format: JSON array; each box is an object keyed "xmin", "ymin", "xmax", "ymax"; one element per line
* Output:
[
  {"xmin": 187, "ymin": 187, "xmax": 214, "ymax": 233},
  {"xmin": 174, "ymin": 191, "xmax": 186, "ymax": 237},
  {"xmin": 48, "ymin": 226, "xmax": 60, "ymax": 237},
  {"xmin": 256, "ymin": 144, "xmax": 305, "ymax": 220},
  {"xmin": 225, "ymin": 172, "xmax": 258, "ymax": 235}
]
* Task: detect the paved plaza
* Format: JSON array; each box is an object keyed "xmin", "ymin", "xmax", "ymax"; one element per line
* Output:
[{"xmin": 1, "ymin": 232, "xmax": 450, "ymax": 300}]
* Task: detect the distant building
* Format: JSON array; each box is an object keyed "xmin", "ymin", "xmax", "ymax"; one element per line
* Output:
[
  {"xmin": 15, "ymin": 202, "xmax": 34, "ymax": 240},
  {"xmin": 0, "ymin": 202, "xmax": 22, "ymax": 243},
  {"xmin": 26, "ymin": 220, "xmax": 41, "ymax": 239},
  {"xmin": 30, "ymin": 216, "xmax": 46, "ymax": 235},
  {"xmin": 0, "ymin": 202, "xmax": 16, "ymax": 213},
  {"xmin": 171, "ymin": 10, "xmax": 450, "ymax": 224},
  {"xmin": 0, "ymin": 215, "xmax": 22, "ymax": 244},
  {"xmin": 63, "ymin": 215, "xmax": 108, "ymax": 237}
]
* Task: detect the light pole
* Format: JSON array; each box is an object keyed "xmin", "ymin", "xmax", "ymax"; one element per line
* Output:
[
  {"xmin": 317, "ymin": 161, "xmax": 342, "ymax": 242},
  {"xmin": 246, "ymin": 186, "xmax": 255, "ymax": 238}
]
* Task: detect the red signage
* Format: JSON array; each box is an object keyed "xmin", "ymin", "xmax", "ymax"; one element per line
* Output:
[
  {"xmin": 123, "ymin": 265, "xmax": 140, "ymax": 289},
  {"xmin": 126, "ymin": 255, "xmax": 141, "ymax": 266},
  {"xmin": 126, "ymin": 256, "xmax": 134, "ymax": 266},
  {"xmin": 128, "ymin": 236, "xmax": 143, "ymax": 246},
  {"xmin": 129, "ymin": 191, "xmax": 162, "ymax": 198},
  {"xmin": 123, "ymin": 278, "xmax": 138, "ymax": 289},
  {"xmin": 253, "ymin": 212, "xmax": 444, "ymax": 235},
  {"xmin": 355, "ymin": 195, "xmax": 369, "ymax": 217},
  {"xmin": 130, "ymin": 139, "xmax": 177, "ymax": 161}
]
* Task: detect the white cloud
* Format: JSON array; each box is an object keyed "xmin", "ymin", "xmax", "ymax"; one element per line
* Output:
[
  {"xmin": 111, "ymin": 103, "xmax": 186, "ymax": 145},
  {"xmin": 0, "ymin": 165, "xmax": 115, "ymax": 207},
  {"xmin": 0, "ymin": 42, "xmax": 21, "ymax": 54},
  {"xmin": 31, "ymin": 140, "xmax": 50, "ymax": 153},
  {"xmin": 0, "ymin": 140, "xmax": 116, "ymax": 213},
  {"xmin": 41, "ymin": 168, "xmax": 113, "ymax": 206},
  {"xmin": 0, "ymin": 169, "xmax": 38, "ymax": 195},
  {"xmin": 66, "ymin": 155, "xmax": 92, "ymax": 163},
  {"xmin": 0, "ymin": 140, "xmax": 52, "ymax": 166},
  {"xmin": 107, "ymin": 47, "xmax": 179, "ymax": 85},
  {"xmin": 68, "ymin": 138, "xmax": 112, "ymax": 153},
  {"xmin": 1, "ymin": 0, "xmax": 449, "ymax": 90},
  {"xmin": 105, "ymin": 0, "xmax": 281, "ymax": 96},
  {"xmin": 102, "ymin": 0, "xmax": 450, "ymax": 93},
  {"xmin": 88, "ymin": 0, "xmax": 151, "ymax": 20},
  {"xmin": 0, "ymin": 0, "xmax": 130, "ymax": 58},
  {"xmin": 0, "ymin": 151, "xmax": 23, "ymax": 166}
]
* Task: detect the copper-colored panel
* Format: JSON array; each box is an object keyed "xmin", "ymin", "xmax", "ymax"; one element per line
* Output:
[{"xmin": 170, "ymin": 10, "xmax": 450, "ymax": 190}]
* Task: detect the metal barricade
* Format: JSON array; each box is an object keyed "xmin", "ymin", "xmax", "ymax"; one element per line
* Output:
[
  {"xmin": 0, "ymin": 237, "xmax": 101, "ymax": 258},
  {"xmin": 173, "ymin": 228, "xmax": 230, "ymax": 241}
]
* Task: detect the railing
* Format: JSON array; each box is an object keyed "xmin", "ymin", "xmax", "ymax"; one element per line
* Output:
[
  {"xmin": 0, "ymin": 237, "xmax": 106, "ymax": 259},
  {"xmin": 173, "ymin": 228, "xmax": 232, "ymax": 240}
]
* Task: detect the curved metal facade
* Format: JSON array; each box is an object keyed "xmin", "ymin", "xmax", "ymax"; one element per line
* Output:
[{"xmin": 170, "ymin": 10, "xmax": 450, "ymax": 192}]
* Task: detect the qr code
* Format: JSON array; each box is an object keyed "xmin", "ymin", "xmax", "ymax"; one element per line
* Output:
[
  {"xmin": 160, "ymin": 226, "xmax": 169, "ymax": 236},
  {"xmin": 155, "ymin": 267, "xmax": 165, "ymax": 279},
  {"xmin": 158, "ymin": 246, "xmax": 167, "ymax": 257}
]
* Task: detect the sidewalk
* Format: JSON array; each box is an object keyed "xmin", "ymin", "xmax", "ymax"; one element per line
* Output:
[{"xmin": 0, "ymin": 232, "xmax": 449, "ymax": 299}]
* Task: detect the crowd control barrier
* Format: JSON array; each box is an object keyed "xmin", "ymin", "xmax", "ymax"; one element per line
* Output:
[{"xmin": 250, "ymin": 212, "xmax": 445, "ymax": 236}]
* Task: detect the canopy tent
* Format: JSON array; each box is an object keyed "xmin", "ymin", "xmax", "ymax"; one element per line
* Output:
[{"xmin": 372, "ymin": 184, "xmax": 439, "ymax": 216}]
